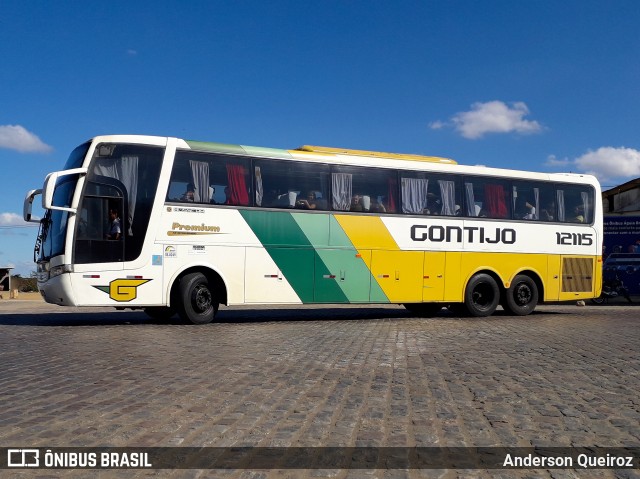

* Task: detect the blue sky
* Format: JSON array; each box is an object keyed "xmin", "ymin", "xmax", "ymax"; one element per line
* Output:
[{"xmin": 2, "ymin": 0, "xmax": 640, "ymax": 275}]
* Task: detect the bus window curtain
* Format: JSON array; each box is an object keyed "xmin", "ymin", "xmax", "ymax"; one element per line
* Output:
[
  {"xmin": 332, "ymin": 173, "xmax": 352, "ymax": 211},
  {"xmin": 387, "ymin": 177, "xmax": 397, "ymax": 212},
  {"xmin": 581, "ymin": 191, "xmax": 590, "ymax": 222},
  {"xmin": 485, "ymin": 184, "xmax": 507, "ymax": 218},
  {"xmin": 255, "ymin": 166, "xmax": 263, "ymax": 206},
  {"xmin": 465, "ymin": 182, "xmax": 476, "ymax": 216},
  {"xmin": 189, "ymin": 160, "xmax": 210, "ymax": 203},
  {"xmin": 401, "ymin": 178, "xmax": 429, "ymax": 214},
  {"xmin": 557, "ymin": 190, "xmax": 566, "ymax": 222},
  {"xmin": 94, "ymin": 156, "xmax": 138, "ymax": 236},
  {"xmin": 439, "ymin": 180, "xmax": 456, "ymax": 216},
  {"xmin": 533, "ymin": 188, "xmax": 540, "ymax": 220},
  {"xmin": 226, "ymin": 164, "xmax": 249, "ymax": 205}
]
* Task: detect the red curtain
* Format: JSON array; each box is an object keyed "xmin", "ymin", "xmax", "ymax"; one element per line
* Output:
[
  {"xmin": 226, "ymin": 165, "xmax": 249, "ymax": 206},
  {"xmin": 484, "ymin": 184, "xmax": 507, "ymax": 218}
]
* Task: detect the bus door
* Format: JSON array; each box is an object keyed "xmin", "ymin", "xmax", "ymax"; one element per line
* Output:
[{"xmin": 74, "ymin": 177, "xmax": 127, "ymax": 268}]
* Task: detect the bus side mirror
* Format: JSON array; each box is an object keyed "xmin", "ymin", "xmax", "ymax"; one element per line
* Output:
[
  {"xmin": 41, "ymin": 167, "xmax": 88, "ymax": 213},
  {"xmin": 24, "ymin": 189, "xmax": 43, "ymax": 223}
]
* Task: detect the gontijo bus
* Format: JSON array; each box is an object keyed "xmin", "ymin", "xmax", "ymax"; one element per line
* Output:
[{"xmin": 23, "ymin": 135, "xmax": 602, "ymax": 323}]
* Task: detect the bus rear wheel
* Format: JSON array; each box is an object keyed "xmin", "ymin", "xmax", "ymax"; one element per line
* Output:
[
  {"xmin": 502, "ymin": 274, "xmax": 538, "ymax": 316},
  {"xmin": 176, "ymin": 272, "xmax": 218, "ymax": 324},
  {"xmin": 464, "ymin": 273, "xmax": 500, "ymax": 317}
]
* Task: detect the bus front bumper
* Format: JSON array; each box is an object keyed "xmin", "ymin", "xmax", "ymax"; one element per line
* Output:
[{"xmin": 38, "ymin": 272, "xmax": 77, "ymax": 306}]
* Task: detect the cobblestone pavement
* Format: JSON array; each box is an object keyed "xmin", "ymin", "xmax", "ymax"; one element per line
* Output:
[{"xmin": 0, "ymin": 301, "xmax": 639, "ymax": 479}]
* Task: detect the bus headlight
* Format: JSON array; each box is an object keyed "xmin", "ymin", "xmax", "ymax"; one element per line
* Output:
[{"xmin": 49, "ymin": 264, "xmax": 73, "ymax": 278}]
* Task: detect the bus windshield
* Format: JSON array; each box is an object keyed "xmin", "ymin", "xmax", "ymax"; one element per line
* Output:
[{"xmin": 36, "ymin": 142, "xmax": 90, "ymax": 262}]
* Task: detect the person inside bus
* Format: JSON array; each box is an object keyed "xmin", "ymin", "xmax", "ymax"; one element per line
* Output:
[
  {"xmin": 181, "ymin": 183, "xmax": 195, "ymax": 202},
  {"xmin": 105, "ymin": 208, "xmax": 122, "ymax": 240},
  {"xmin": 573, "ymin": 204, "xmax": 585, "ymax": 223},
  {"xmin": 424, "ymin": 193, "xmax": 440, "ymax": 215},
  {"xmin": 522, "ymin": 200, "xmax": 536, "ymax": 220},
  {"xmin": 296, "ymin": 191, "xmax": 318, "ymax": 210},
  {"xmin": 540, "ymin": 201, "xmax": 555, "ymax": 221},
  {"xmin": 371, "ymin": 197, "xmax": 387, "ymax": 213},
  {"xmin": 350, "ymin": 195, "xmax": 364, "ymax": 212}
]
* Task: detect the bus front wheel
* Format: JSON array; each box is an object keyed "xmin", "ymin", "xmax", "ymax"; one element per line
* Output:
[
  {"xmin": 502, "ymin": 274, "xmax": 538, "ymax": 316},
  {"xmin": 176, "ymin": 272, "xmax": 218, "ymax": 324},
  {"xmin": 464, "ymin": 273, "xmax": 500, "ymax": 317}
]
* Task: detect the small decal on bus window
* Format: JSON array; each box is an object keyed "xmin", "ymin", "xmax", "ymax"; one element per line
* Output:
[
  {"xmin": 171, "ymin": 207, "xmax": 205, "ymax": 214},
  {"xmin": 93, "ymin": 278, "xmax": 151, "ymax": 302}
]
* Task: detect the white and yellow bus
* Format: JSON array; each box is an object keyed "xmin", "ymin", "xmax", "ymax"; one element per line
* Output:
[{"xmin": 24, "ymin": 135, "xmax": 602, "ymax": 323}]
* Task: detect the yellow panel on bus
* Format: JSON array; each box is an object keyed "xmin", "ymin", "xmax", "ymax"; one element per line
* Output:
[{"xmin": 370, "ymin": 250, "xmax": 424, "ymax": 302}]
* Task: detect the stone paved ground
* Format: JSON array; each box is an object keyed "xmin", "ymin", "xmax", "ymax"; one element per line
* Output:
[{"xmin": 0, "ymin": 301, "xmax": 639, "ymax": 478}]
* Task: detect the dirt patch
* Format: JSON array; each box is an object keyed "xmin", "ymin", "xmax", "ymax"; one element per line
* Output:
[{"xmin": 0, "ymin": 291, "xmax": 43, "ymax": 301}]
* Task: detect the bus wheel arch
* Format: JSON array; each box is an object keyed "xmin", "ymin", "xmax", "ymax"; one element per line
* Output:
[
  {"xmin": 169, "ymin": 267, "xmax": 227, "ymax": 324},
  {"xmin": 502, "ymin": 271, "xmax": 541, "ymax": 316}
]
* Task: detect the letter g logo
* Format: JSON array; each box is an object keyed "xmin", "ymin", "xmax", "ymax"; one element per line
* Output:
[{"xmin": 109, "ymin": 279, "xmax": 151, "ymax": 302}]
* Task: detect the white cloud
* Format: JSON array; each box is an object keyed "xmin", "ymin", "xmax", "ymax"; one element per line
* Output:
[
  {"xmin": 544, "ymin": 154, "xmax": 571, "ymax": 168},
  {"xmin": 0, "ymin": 125, "xmax": 53, "ymax": 153},
  {"xmin": 431, "ymin": 101, "xmax": 543, "ymax": 139},
  {"xmin": 545, "ymin": 146, "xmax": 640, "ymax": 185},
  {"xmin": 0, "ymin": 212, "xmax": 30, "ymax": 227},
  {"xmin": 575, "ymin": 147, "xmax": 640, "ymax": 178}
]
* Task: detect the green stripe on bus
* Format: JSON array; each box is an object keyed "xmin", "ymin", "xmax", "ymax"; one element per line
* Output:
[
  {"xmin": 185, "ymin": 141, "xmax": 247, "ymax": 155},
  {"xmin": 241, "ymin": 210, "xmax": 390, "ymax": 304},
  {"xmin": 240, "ymin": 210, "xmax": 346, "ymax": 303},
  {"xmin": 294, "ymin": 215, "xmax": 388, "ymax": 303},
  {"xmin": 240, "ymin": 145, "xmax": 293, "ymax": 160}
]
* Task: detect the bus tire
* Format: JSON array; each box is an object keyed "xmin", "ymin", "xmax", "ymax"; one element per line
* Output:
[
  {"xmin": 144, "ymin": 306, "xmax": 175, "ymax": 321},
  {"xmin": 502, "ymin": 274, "xmax": 538, "ymax": 316},
  {"xmin": 176, "ymin": 272, "xmax": 218, "ymax": 324},
  {"xmin": 404, "ymin": 303, "xmax": 442, "ymax": 317},
  {"xmin": 464, "ymin": 273, "xmax": 500, "ymax": 317}
]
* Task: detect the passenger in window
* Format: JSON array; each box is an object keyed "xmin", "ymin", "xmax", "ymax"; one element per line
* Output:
[
  {"xmin": 211, "ymin": 186, "xmax": 231, "ymax": 205},
  {"xmin": 105, "ymin": 208, "xmax": 122, "ymax": 240},
  {"xmin": 540, "ymin": 201, "xmax": 555, "ymax": 221},
  {"xmin": 574, "ymin": 205, "xmax": 585, "ymax": 223},
  {"xmin": 523, "ymin": 200, "xmax": 536, "ymax": 220},
  {"xmin": 181, "ymin": 183, "xmax": 195, "ymax": 202},
  {"xmin": 371, "ymin": 197, "xmax": 387, "ymax": 213},
  {"xmin": 296, "ymin": 191, "xmax": 318, "ymax": 210},
  {"xmin": 424, "ymin": 194, "xmax": 440, "ymax": 215},
  {"xmin": 350, "ymin": 195, "xmax": 364, "ymax": 212}
]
